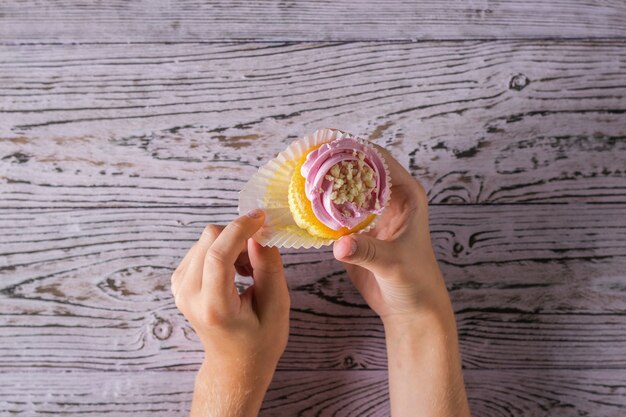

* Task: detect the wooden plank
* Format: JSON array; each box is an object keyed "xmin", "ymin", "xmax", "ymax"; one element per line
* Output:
[
  {"xmin": 1, "ymin": 205, "xmax": 625, "ymax": 371},
  {"xmin": 1, "ymin": 1, "xmax": 625, "ymax": 42},
  {"xmin": 1, "ymin": 369, "xmax": 625, "ymax": 416},
  {"xmin": 1, "ymin": 41, "xmax": 625, "ymax": 207}
]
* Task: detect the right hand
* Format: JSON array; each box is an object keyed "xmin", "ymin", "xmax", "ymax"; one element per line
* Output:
[
  {"xmin": 333, "ymin": 147, "xmax": 451, "ymax": 324},
  {"xmin": 334, "ymin": 148, "xmax": 471, "ymax": 417}
]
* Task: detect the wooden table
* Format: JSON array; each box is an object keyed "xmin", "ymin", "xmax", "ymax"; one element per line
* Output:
[{"xmin": 1, "ymin": 1, "xmax": 625, "ymax": 415}]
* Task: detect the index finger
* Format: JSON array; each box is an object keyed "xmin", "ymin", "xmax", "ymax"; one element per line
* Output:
[
  {"xmin": 373, "ymin": 144, "xmax": 427, "ymax": 205},
  {"xmin": 372, "ymin": 144, "xmax": 417, "ymax": 187},
  {"xmin": 203, "ymin": 209, "xmax": 265, "ymax": 294}
]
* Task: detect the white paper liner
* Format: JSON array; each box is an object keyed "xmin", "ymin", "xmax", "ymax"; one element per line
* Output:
[{"xmin": 238, "ymin": 128, "xmax": 392, "ymax": 249}]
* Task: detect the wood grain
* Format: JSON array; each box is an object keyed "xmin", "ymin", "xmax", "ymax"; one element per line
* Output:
[
  {"xmin": 1, "ymin": 369, "xmax": 625, "ymax": 416},
  {"xmin": 1, "ymin": 0, "xmax": 625, "ymax": 42},
  {"xmin": 2, "ymin": 3, "xmax": 626, "ymax": 413},
  {"xmin": 2, "ymin": 205, "xmax": 625, "ymax": 372},
  {"xmin": 1, "ymin": 41, "xmax": 625, "ymax": 207}
]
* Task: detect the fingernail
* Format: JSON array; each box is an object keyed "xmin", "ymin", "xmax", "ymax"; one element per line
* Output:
[
  {"xmin": 338, "ymin": 236, "xmax": 357, "ymax": 258},
  {"xmin": 246, "ymin": 208, "xmax": 264, "ymax": 218},
  {"xmin": 347, "ymin": 238, "xmax": 357, "ymax": 256}
]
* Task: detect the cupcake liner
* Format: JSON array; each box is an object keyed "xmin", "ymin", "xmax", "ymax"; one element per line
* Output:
[{"xmin": 238, "ymin": 128, "xmax": 392, "ymax": 249}]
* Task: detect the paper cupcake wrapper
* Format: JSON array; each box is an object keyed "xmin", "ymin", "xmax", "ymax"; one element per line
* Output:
[{"xmin": 238, "ymin": 128, "xmax": 392, "ymax": 249}]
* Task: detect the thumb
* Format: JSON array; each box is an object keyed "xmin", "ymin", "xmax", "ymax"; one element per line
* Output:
[
  {"xmin": 248, "ymin": 240, "xmax": 290, "ymax": 323},
  {"xmin": 333, "ymin": 234, "xmax": 395, "ymax": 276}
]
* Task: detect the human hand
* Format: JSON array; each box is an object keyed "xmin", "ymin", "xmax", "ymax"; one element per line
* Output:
[
  {"xmin": 171, "ymin": 210, "xmax": 290, "ymax": 417},
  {"xmin": 332, "ymin": 147, "xmax": 450, "ymax": 325},
  {"xmin": 333, "ymin": 149, "xmax": 470, "ymax": 417}
]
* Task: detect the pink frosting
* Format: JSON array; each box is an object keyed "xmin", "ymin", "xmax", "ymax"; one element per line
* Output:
[{"xmin": 300, "ymin": 137, "xmax": 389, "ymax": 230}]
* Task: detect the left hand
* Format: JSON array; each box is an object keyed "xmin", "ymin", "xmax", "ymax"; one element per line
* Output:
[{"xmin": 171, "ymin": 209, "xmax": 290, "ymax": 416}]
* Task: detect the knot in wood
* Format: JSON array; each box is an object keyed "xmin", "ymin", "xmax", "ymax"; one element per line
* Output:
[
  {"xmin": 343, "ymin": 355, "xmax": 355, "ymax": 368},
  {"xmin": 509, "ymin": 74, "xmax": 530, "ymax": 91},
  {"xmin": 453, "ymin": 242, "xmax": 464, "ymax": 255},
  {"xmin": 153, "ymin": 319, "xmax": 173, "ymax": 340}
]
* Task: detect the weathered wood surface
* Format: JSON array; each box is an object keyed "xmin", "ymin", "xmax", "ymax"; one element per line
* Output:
[
  {"xmin": 1, "ymin": 0, "xmax": 626, "ymax": 42},
  {"xmin": 1, "ymin": 41, "xmax": 625, "ymax": 207},
  {"xmin": 2, "ymin": 2, "xmax": 626, "ymax": 414},
  {"xmin": 1, "ymin": 205, "xmax": 625, "ymax": 373},
  {"xmin": 2, "ymin": 369, "xmax": 625, "ymax": 417}
]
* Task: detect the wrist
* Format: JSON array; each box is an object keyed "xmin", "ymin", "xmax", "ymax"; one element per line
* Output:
[
  {"xmin": 382, "ymin": 301, "xmax": 458, "ymax": 354},
  {"xmin": 199, "ymin": 357, "xmax": 274, "ymax": 390},
  {"xmin": 381, "ymin": 291, "xmax": 455, "ymax": 330},
  {"xmin": 193, "ymin": 359, "xmax": 273, "ymax": 417},
  {"xmin": 375, "ymin": 257, "xmax": 452, "ymax": 322}
]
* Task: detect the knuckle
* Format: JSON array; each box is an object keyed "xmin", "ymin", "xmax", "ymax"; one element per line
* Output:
[
  {"xmin": 402, "ymin": 179, "xmax": 428, "ymax": 214},
  {"xmin": 228, "ymin": 219, "xmax": 246, "ymax": 236},
  {"xmin": 281, "ymin": 297, "xmax": 292, "ymax": 318},
  {"xmin": 254, "ymin": 261, "xmax": 283, "ymax": 276},
  {"xmin": 414, "ymin": 179, "xmax": 427, "ymax": 198},
  {"xmin": 409, "ymin": 177, "xmax": 427, "ymax": 201},
  {"xmin": 414, "ymin": 180, "xmax": 428, "ymax": 204},
  {"xmin": 203, "ymin": 307, "xmax": 225, "ymax": 326},
  {"xmin": 205, "ymin": 247, "xmax": 227, "ymax": 266},
  {"xmin": 174, "ymin": 293, "xmax": 187, "ymax": 312},
  {"xmin": 361, "ymin": 240, "xmax": 377, "ymax": 264},
  {"xmin": 171, "ymin": 263, "xmax": 185, "ymax": 278}
]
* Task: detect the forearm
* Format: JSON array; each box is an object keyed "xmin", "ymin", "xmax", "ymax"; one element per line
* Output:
[
  {"xmin": 384, "ymin": 305, "xmax": 470, "ymax": 417},
  {"xmin": 190, "ymin": 360, "xmax": 271, "ymax": 417}
]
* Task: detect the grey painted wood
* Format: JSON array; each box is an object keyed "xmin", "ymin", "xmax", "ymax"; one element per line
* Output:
[
  {"xmin": 2, "ymin": 41, "xmax": 624, "ymax": 139},
  {"xmin": 1, "ymin": 42, "xmax": 625, "ymax": 207},
  {"xmin": 1, "ymin": 0, "xmax": 625, "ymax": 42},
  {"xmin": 1, "ymin": 369, "xmax": 625, "ymax": 416},
  {"xmin": 2, "ymin": 2, "xmax": 626, "ymax": 414},
  {"xmin": 1, "ymin": 205, "xmax": 625, "ymax": 374}
]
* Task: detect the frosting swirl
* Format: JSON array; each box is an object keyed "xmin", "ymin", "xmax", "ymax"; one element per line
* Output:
[{"xmin": 301, "ymin": 136, "xmax": 389, "ymax": 230}]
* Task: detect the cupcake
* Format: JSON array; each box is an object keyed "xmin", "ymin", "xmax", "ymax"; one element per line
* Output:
[{"xmin": 238, "ymin": 128, "xmax": 391, "ymax": 249}]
